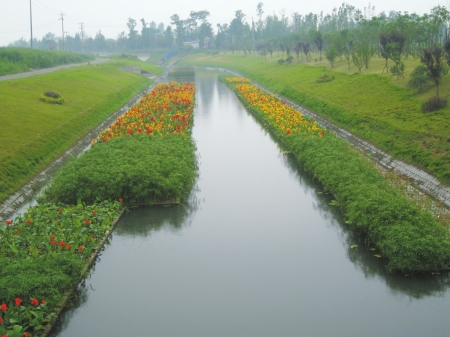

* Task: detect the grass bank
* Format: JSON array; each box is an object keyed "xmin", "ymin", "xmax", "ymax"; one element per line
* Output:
[
  {"xmin": 0, "ymin": 59, "xmax": 162, "ymax": 204},
  {"xmin": 179, "ymin": 53, "xmax": 450, "ymax": 187},
  {"xmin": 222, "ymin": 76, "xmax": 450, "ymax": 273},
  {"xmin": 41, "ymin": 82, "xmax": 197, "ymax": 205},
  {"xmin": 0, "ymin": 47, "xmax": 94, "ymax": 76}
]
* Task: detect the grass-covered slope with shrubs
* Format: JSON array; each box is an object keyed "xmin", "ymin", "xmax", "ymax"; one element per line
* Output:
[
  {"xmin": 0, "ymin": 47, "xmax": 94, "ymax": 76},
  {"xmin": 180, "ymin": 53, "xmax": 450, "ymax": 186},
  {"xmin": 223, "ymin": 77, "xmax": 450, "ymax": 273},
  {"xmin": 41, "ymin": 82, "xmax": 197, "ymax": 205},
  {"xmin": 0, "ymin": 59, "xmax": 162, "ymax": 204}
]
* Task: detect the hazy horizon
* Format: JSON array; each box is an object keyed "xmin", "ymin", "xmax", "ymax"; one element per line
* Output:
[{"xmin": 0, "ymin": 0, "xmax": 446, "ymax": 47}]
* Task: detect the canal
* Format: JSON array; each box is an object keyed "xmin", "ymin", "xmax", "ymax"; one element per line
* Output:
[{"xmin": 49, "ymin": 68, "xmax": 450, "ymax": 337}]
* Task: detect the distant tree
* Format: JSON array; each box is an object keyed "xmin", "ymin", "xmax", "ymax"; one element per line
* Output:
[
  {"xmin": 302, "ymin": 42, "xmax": 311, "ymax": 62},
  {"xmin": 325, "ymin": 46, "xmax": 338, "ymax": 67},
  {"xmin": 380, "ymin": 31, "xmax": 406, "ymax": 78},
  {"xmin": 294, "ymin": 42, "xmax": 302, "ymax": 63},
  {"xmin": 127, "ymin": 18, "xmax": 139, "ymax": 50},
  {"xmin": 407, "ymin": 65, "xmax": 431, "ymax": 92},
  {"xmin": 314, "ymin": 32, "xmax": 323, "ymax": 60},
  {"xmin": 420, "ymin": 47, "xmax": 447, "ymax": 98}
]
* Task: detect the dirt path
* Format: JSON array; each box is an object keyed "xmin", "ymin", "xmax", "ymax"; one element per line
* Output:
[{"xmin": 0, "ymin": 58, "xmax": 108, "ymax": 81}]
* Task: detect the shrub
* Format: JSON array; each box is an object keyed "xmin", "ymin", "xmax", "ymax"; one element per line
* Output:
[
  {"xmin": 421, "ymin": 96, "xmax": 447, "ymax": 112},
  {"xmin": 278, "ymin": 58, "xmax": 285, "ymax": 65},
  {"xmin": 317, "ymin": 73, "xmax": 335, "ymax": 83},
  {"xmin": 407, "ymin": 65, "xmax": 431, "ymax": 92},
  {"xmin": 39, "ymin": 92, "xmax": 64, "ymax": 104}
]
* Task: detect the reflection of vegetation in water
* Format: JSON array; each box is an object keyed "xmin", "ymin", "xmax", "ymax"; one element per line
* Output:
[
  {"xmin": 47, "ymin": 282, "xmax": 90, "ymax": 337},
  {"xmin": 242, "ymin": 99, "xmax": 450, "ymax": 298},
  {"xmin": 114, "ymin": 196, "xmax": 199, "ymax": 237},
  {"xmin": 168, "ymin": 67, "xmax": 195, "ymax": 78}
]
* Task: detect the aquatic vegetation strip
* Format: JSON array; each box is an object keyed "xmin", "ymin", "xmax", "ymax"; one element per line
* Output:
[
  {"xmin": 42, "ymin": 82, "xmax": 197, "ymax": 205},
  {"xmin": 224, "ymin": 76, "xmax": 450, "ymax": 273},
  {"xmin": 0, "ymin": 201, "xmax": 122, "ymax": 337}
]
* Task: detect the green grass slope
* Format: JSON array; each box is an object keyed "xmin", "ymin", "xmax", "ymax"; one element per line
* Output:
[{"xmin": 0, "ymin": 59, "xmax": 162, "ymax": 203}]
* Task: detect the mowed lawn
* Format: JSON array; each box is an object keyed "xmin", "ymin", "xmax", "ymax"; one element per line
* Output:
[
  {"xmin": 0, "ymin": 59, "xmax": 162, "ymax": 203},
  {"xmin": 180, "ymin": 53, "xmax": 450, "ymax": 186}
]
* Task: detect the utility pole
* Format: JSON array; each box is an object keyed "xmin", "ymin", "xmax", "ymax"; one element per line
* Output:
[
  {"xmin": 79, "ymin": 22, "xmax": 84, "ymax": 53},
  {"xmin": 29, "ymin": 0, "xmax": 33, "ymax": 48},
  {"xmin": 59, "ymin": 12, "xmax": 65, "ymax": 51},
  {"xmin": 65, "ymin": 31, "xmax": 69, "ymax": 51}
]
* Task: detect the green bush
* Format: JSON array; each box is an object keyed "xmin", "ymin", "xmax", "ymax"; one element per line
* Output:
[{"xmin": 41, "ymin": 134, "xmax": 197, "ymax": 205}]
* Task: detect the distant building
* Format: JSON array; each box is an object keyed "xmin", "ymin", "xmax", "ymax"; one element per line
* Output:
[{"xmin": 183, "ymin": 40, "xmax": 199, "ymax": 49}]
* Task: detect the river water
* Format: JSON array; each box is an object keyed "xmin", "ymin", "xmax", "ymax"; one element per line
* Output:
[{"xmin": 49, "ymin": 68, "xmax": 450, "ymax": 337}]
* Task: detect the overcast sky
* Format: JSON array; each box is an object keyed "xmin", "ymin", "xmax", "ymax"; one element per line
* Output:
[{"xmin": 0, "ymin": 0, "xmax": 446, "ymax": 47}]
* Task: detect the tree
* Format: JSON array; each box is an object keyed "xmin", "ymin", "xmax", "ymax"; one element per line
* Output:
[
  {"xmin": 420, "ymin": 47, "xmax": 447, "ymax": 98},
  {"xmin": 294, "ymin": 42, "xmax": 302, "ymax": 63},
  {"xmin": 325, "ymin": 46, "xmax": 338, "ymax": 67},
  {"xmin": 314, "ymin": 31, "xmax": 324, "ymax": 60},
  {"xmin": 127, "ymin": 18, "xmax": 138, "ymax": 50},
  {"xmin": 380, "ymin": 31, "xmax": 406, "ymax": 78},
  {"xmin": 407, "ymin": 65, "xmax": 431, "ymax": 92}
]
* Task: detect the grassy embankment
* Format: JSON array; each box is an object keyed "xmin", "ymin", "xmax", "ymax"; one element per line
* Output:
[
  {"xmin": 0, "ymin": 58, "xmax": 163, "ymax": 204},
  {"xmin": 221, "ymin": 76, "xmax": 450, "ymax": 273},
  {"xmin": 0, "ymin": 47, "xmax": 94, "ymax": 76},
  {"xmin": 179, "ymin": 53, "xmax": 450, "ymax": 187}
]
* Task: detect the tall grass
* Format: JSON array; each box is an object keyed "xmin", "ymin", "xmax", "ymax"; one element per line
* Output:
[
  {"xmin": 42, "ymin": 135, "xmax": 197, "ymax": 205},
  {"xmin": 0, "ymin": 47, "xmax": 94, "ymax": 76}
]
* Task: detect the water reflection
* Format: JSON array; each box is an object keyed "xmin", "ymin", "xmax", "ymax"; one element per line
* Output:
[{"xmin": 115, "ymin": 199, "xmax": 199, "ymax": 237}]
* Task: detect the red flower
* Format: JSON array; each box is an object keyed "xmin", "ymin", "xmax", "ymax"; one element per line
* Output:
[
  {"xmin": 50, "ymin": 235, "xmax": 55, "ymax": 239},
  {"xmin": 59, "ymin": 241, "xmax": 65, "ymax": 247},
  {"xmin": 16, "ymin": 230, "xmax": 20, "ymax": 235},
  {"xmin": 30, "ymin": 298, "xmax": 39, "ymax": 306},
  {"xmin": 92, "ymin": 210, "xmax": 97, "ymax": 215},
  {"xmin": 15, "ymin": 297, "xmax": 22, "ymax": 306},
  {"xmin": 58, "ymin": 209, "xmax": 62, "ymax": 213},
  {"xmin": 27, "ymin": 219, "xmax": 32, "ymax": 224},
  {"xmin": 51, "ymin": 240, "xmax": 56, "ymax": 245},
  {"xmin": 89, "ymin": 235, "xmax": 94, "ymax": 239},
  {"xmin": 286, "ymin": 129, "xmax": 291, "ymax": 135},
  {"xmin": 65, "ymin": 244, "xmax": 71, "ymax": 250},
  {"xmin": 118, "ymin": 197, "xmax": 123, "ymax": 203},
  {"xmin": 41, "ymin": 299, "xmax": 46, "ymax": 304},
  {"xmin": 2, "ymin": 334, "xmax": 7, "ymax": 337},
  {"xmin": 78, "ymin": 247, "xmax": 84, "ymax": 252},
  {"xmin": 24, "ymin": 332, "xmax": 29, "ymax": 337},
  {"xmin": 6, "ymin": 220, "xmax": 12, "ymax": 225},
  {"xmin": 84, "ymin": 219, "xmax": 90, "ymax": 225},
  {"xmin": 0, "ymin": 303, "xmax": 6, "ymax": 311},
  {"xmin": 0, "ymin": 317, "xmax": 3, "ymax": 324}
]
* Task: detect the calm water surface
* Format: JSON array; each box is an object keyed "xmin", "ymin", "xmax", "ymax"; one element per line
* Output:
[{"xmin": 50, "ymin": 69, "xmax": 450, "ymax": 337}]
